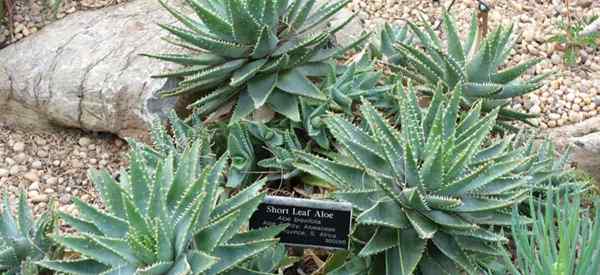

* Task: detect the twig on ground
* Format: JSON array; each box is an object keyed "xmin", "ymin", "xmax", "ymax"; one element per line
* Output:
[{"xmin": 433, "ymin": 0, "xmax": 457, "ymax": 30}]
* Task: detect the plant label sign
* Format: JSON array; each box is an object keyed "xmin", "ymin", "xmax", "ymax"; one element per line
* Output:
[{"xmin": 250, "ymin": 196, "xmax": 352, "ymax": 250}]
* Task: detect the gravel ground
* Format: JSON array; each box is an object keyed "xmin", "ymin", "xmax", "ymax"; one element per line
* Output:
[
  {"xmin": 0, "ymin": 123, "xmax": 128, "ymax": 216},
  {"xmin": 0, "ymin": 0, "xmax": 126, "ymax": 47},
  {"xmin": 352, "ymin": 0, "xmax": 600, "ymax": 129}
]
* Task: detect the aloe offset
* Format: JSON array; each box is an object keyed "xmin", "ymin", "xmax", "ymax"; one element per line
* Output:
[
  {"xmin": 146, "ymin": 0, "xmax": 359, "ymax": 123},
  {"xmin": 296, "ymin": 83, "xmax": 540, "ymax": 274}
]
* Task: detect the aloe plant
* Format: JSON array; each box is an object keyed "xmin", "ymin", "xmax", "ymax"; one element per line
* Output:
[
  {"xmin": 371, "ymin": 23, "xmax": 414, "ymax": 65},
  {"xmin": 252, "ymin": 123, "xmax": 304, "ymax": 182},
  {"xmin": 383, "ymin": 13, "xmax": 548, "ymax": 130},
  {"xmin": 39, "ymin": 135, "xmax": 286, "ymax": 274},
  {"xmin": 129, "ymin": 110, "xmax": 214, "ymax": 170},
  {"xmin": 301, "ymin": 50, "xmax": 393, "ymax": 148},
  {"xmin": 514, "ymin": 136, "xmax": 589, "ymax": 195},
  {"xmin": 0, "ymin": 192, "xmax": 60, "ymax": 275},
  {"xmin": 295, "ymin": 83, "xmax": 538, "ymax": 274},
  {"xmin": 502, "ymin": 192, "xmax": 600, "ymax": 275},
  {"xmin": 146, "ymin": 0, "xmax": 362, "ymax": 123}
]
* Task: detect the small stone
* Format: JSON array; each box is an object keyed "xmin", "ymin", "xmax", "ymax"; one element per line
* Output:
[
  {"xmin": 569, "ymin": 112, "xmax": 584, "ymax": 122},
  {"xmin": 529, "ymin": 105, "xmax": 542, "ymax": 114},
  {"xmin": 114, "ymin": 138, "xmax": 124, "ymax": 147},
  {"xmin": 37, "ymin": 150, "xmax": 48, "ymax": 158},
  {"xmin": 44, "ymin": 188, "xmax": 55, "ymax": 194},
  {"xmin": 30, "ymin": 193, "xmax": 48, "ymax": 203},
  {"xmin": 78, "ymin": 137, "xmax": 92, "ymax": 146},
  {"xmin": 52, "ymin": 160, "xmax": 61, "ymax": 166},
  {"xmin": 12, "ymin": 142, "xmax": 25, "ymax": 152},
  {"xmin": 14, "ymin": 153, "xmax": 28, "ymax": 163},
  {"xmin": 0, "ymin": 169, "xmax": 8, "ymax": 177},
  {"xmin": 29, "ymin": 182, "xmax": 40, "ymax": 191},
  {"xmin": 31, "ymin": 160, "xmax": 43, "ymax": 169},
  {"xmin": 549, "ymin": 113, "xmax": 561, "ymax": 120},
  {"xmin": 46, "ymin": 177, "xmax": 58, "ymax": 185},
  {"xmin": 24, "ymin": 170, "xmax": 40, "ymax": 182},
  {"xmin": 5, "ymin": 157, "xmax": 15, "ymax": 166},
  {"xmin": 89, "ymin": 158, "xmax": 98, "ymax": 165},
  {"xmin": 34, "ymin": 137, "xmax": 47, "ymax": 145},
  {"xmin": 551, "ymin": 53, "xmax": 562, "ymax": 65},
  {"xmin": 71, "ymin": 159, "xmax": 84, "ymax": 168},
  {"xmin": 9, "ymin": 165, "xmax": 23, "ymax": 176}
]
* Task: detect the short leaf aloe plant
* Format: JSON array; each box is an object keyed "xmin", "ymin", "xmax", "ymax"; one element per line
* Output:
[
  {"xmin": 38, "ymin": 132, "xmax": 286, "ymax": 274},
  {"xmin": 147, "ymin": 0, "xmax": 358, "ymax": 123},
  {"xmin": 383, "ymin": 13, "xmax": 548, "ymax": 130},
  {"xmin": 295, "ymin": 83, "xmax": 538, "ymax": 274}
]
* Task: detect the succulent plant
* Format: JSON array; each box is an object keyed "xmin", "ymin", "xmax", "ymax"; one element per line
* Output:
[
  {"xmin": 129, "ymin": 110, "xmax": 214, "ymax": 170},
  {"xmin": 39, "ymin": 135, "xmax": 286, "ymax": 274},
  {"xmin": 295, "ymin": 83, "xmax": 537, "ymax": 274},
  {"xmin": 227, "ymin": 123, "xmax": 255, "ymax": 188},
  {"xmin": 146, "ymin": 0, "xmax": 359, "ymax": 123},
  {"xmin": 383, "ymin": 13, "xmax": 549, "ymax": 130},
  {"xmin": 301, "ymin": 50, "xmax": 393, "ymax": 148},
  {"xmin": 0, "ymin": 192, "xmax": 60, "ymax": 275},
  {"xmin": 370, "ymin": 23, "xmax": 414, "ymax": 65},
  {"xmin": 513, "ymin": 136, "xmax": 589, "ymax": 194},
  {"xmin": 249, "ymin": 123, "xmax": 304, "ymax": 181},
  {"xmin": 502, "ymin": 192, "xmax": 600, "ymax": 275}
]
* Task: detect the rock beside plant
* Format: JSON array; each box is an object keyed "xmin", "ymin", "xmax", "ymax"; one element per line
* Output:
[
  {"xmin": 0, "ymin": 0, "xmax": 180, "ymax": 139},
  {"xmin": 548, "ymin": 117, "xmax": 600, "ymax": 184}
]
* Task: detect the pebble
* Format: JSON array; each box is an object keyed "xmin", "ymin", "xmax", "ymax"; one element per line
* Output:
[
  {"xmin": 71, "ymin": 159, "xmax": 84, "ymax": 168},
  {"xmin": 9, "ymin": 165, "xmax": 23, "ymax": 176},
  {"xmin": 35, "ymin": 137, "xmax": 47, "ymax": 146},
  {"xmin": 47, "ymin": 177, "xmax": 58, "ymax": 185},
  {"xmin": 5, "ymin": 157, "xmax": 15, "ymax": 166},
  {"xmin": 31, "ymin": 160, "xmax": 43, "ymax": 169},
  {"xmin": 30, "ymin": 192, "xmax": 48, "ymax": 203},
  {"xmin": 14, "ymin": 153, "xmax": 28, "ymax": 163},
  {"xmin": 0, "ymin": 169, "xmax": 8, "ymax": 177},
  {"xmin": 24, "ymin": 170, "xmax": 40, "ymax": 182},
  {"xmin": 79, "ymin": 137, "xmax": 92, "ymax": 146},
  {"xmin": 12, "ymin": 142, "xmax": 25, "ymax": 152},
  {"xmin": 29, "ymin": 181, "xmax": 40, "ymax": 191},
  {"xmin": 530, "ymin": 105, "xmax": 542, "ymax": 114},
  {"xmin": 549, "ymin": 113, "xmax": 561, "ymax": 120},
  {"xmin": 551, "ymin": 53, "xmax": 562, "ymax": 65}
]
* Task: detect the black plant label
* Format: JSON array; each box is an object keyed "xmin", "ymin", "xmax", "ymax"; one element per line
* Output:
[{"xmin": 250, "ymin": 196, "xmax": 352, "ymax": 250}]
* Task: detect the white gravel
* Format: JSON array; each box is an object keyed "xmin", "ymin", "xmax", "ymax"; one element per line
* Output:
[{"xmin": 0, "ymin": 123, "xmax": 128, "ymax": 215}]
